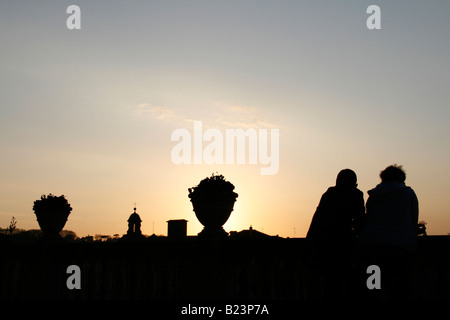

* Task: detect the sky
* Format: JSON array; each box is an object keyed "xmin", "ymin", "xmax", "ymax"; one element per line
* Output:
[{"xmin": 1, "ymin": 0, "xmax": 450, "ymax": 238}]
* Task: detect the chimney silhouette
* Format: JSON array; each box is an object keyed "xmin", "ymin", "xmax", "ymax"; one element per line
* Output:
[{"xmin": 167, "ymin": 219, "xmax": 188, "ymax": 239}]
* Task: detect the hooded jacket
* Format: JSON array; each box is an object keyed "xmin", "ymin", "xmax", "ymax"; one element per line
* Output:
[
  {"xmin": 359, "ymin": 182, "xmax": 419, "ymax": 252},
  {"xmin": 307, "ymin": 186, "xmax": 365, "ymax": 249}
]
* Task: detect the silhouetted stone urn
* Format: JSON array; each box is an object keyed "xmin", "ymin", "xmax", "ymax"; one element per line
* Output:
[
  {"xmin": 33, "ymin": 194, "xmax": 72, "ymax": 239},
  {"xmin": 189, "ymin": 173, "xmax": 238, "ymax": 238}
]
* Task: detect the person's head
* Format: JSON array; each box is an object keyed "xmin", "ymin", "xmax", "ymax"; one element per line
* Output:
[
  {"xmin": 336, "ymin": 169, "xmax": 358, "ymax": 188},
  {"xmin": 380, "ymin": 164, "xmax": 406, "ymax": 183}
]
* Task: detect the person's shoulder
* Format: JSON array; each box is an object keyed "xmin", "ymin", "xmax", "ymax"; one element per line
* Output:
[
  {"xmin": 349, "ymin": 188, "xmax": 364, "ymax": 201},
  {"xmin": 320, "ymin": 186, "xmax": 336, "ymax": 200},
  {"xmin": 324, "ymin": 186, "xmax": 338, "ymax": 196},
  {"xmin": 404, "ymin": 186, "xmax": 418, "ymax": 197}
]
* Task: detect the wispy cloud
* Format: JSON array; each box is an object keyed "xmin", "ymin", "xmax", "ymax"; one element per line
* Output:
[
  {"xmin": 229, "ymin": 105, "xmax": 256, "ymax": 114},
  {"xmin": 213, "ymin": 103, "xmax": 278, "ymax": 129},
  {"xmin": 131, "ymin": 101, "xmax": 278, "ymax": 129},
  {"xmin": 134, "ymin": 103, "xmax": 176, "ymax": 120}
]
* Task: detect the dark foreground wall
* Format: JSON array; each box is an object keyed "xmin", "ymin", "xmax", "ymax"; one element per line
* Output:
[{"xmin": 0, "ymin": 236, "xmax": 449, "ymax": 300}]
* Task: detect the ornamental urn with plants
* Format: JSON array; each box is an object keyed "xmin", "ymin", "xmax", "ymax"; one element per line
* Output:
[
  {"xmin": 33, "ymin": 193, "xmax": 73, "ymax": 238},
  {"xmin": 188, "ymin": 173, "xmax": 238, "ymax": 238}
]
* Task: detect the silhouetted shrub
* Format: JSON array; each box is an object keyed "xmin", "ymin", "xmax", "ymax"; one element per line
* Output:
[
  {"xmin": 33, "ymin": 194, "xmax": 72, "ymax": 215},
  {"xmin": 188, "ymin": 173, "xmax": 236, "ymax": 198}
]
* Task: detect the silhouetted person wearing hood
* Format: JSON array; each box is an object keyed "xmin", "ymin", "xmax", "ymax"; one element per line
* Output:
[
  {"xmin": 358, "ymin": 164, "xmax": 419, "ymax": 299},
  {"xmin": 306, "ymin": 169, "xmax": 365, "ymax": 298},
  {"xmin": 307, "ymin": 169, "xmax": 365, "ymax": 251}
]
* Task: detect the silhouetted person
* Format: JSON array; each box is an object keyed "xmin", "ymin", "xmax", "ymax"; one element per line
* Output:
[
  {"xmin": 307, "ymin": 169, "xmax": 365, "ymax": 251},
  {"xmin": 358, "ymin": 164, "xmax": 419, "ymax": 299},
  {"xmin": 306, "ymin": 169, "xmax": 365, "ymax": 298}
]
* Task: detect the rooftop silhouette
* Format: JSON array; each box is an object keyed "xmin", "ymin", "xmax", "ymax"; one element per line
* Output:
[{"xmin": 0, "ymin": 168, "xmax": 448, "ymax": 301}]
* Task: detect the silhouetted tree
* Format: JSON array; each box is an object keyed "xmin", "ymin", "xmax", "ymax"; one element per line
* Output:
[
  {"xmin": 60, "ymin": 230, "xmax": 78, "ymax": 241},
  {"xmin": 8, "ymin": 216, "xmax": 17, "ymax": 235},
  {"xmin": 9, "ymin": 229, "xmax": 43, "ymax": 243}
]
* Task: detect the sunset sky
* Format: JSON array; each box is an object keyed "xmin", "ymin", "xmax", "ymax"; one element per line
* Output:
[{"xmin": 1, "ymin": 1, "xmax": 450, "ymax": 238}]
